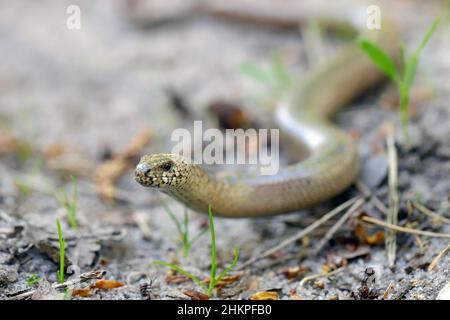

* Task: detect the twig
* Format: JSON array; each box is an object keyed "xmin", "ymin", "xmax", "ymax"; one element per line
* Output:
[
  {"xmin": 413, "ymin": 234, "xmax": 427, "ymax": 254},
  {"xmin": 7, "ymin": 269, "xmax": 105, "ymax": 300},
  {"xmin": 356, "ymin": 181, "xmax": 388, "ymax": 215},
  {"xmin": 386, "ymin": 132, "xmax": 399, "ymax": 267},
  {"xmin": 412, "ymin": 201, "xmax": 450, "ymax": 225},
  {"xmin": 298, "ymin": 266, "xmax": 345, "ymax": 290},
  {"xmin": 237, "ymin": 196, "xmax": 360, "ymax": 270},
  {"xmin": 382, "ymin": 281, "xmax": 395, "ymax": 300},
  {"xmin": 428, "ymin": 243, "xmax": 450, "ymax": 272},
  {"xmin": 313, "ymin": 198, "xmax": 365, "ymax": 254},
  {"xmin": 361, "ymin": 216, "xmax": 450, "ymax": 238}
]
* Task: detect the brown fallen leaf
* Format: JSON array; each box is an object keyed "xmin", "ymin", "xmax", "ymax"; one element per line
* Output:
[
  {"xmin": 72, "ymin": 287, "xmax": 93, "ymax": 297},
  {"xmin": 204, "ymin": 274, "xmax": 242, "ymax": 288},
  {"xmin": 249, "ymin": 291, "xmax": 279, "ymax": 300},
  {"xmin": 182, "ymin": 289, "xmax": 209, "ymax": 300},
  {"xmin": 203, "ymin": 274, "xmax": 243, "ymax": 296},
  {"xmin": 208, "ymin": 100, "xmax": 253, "ymax": 129},
  {"xmin": 280, "ymin": 266, "xmax": 310, "ymax": 279},
  {"xmin": 0, "ymin": 127, "xmax": 32, "ymax": 156},
  {"xmin": 165, "ymin": 274, "xmax": 190, "ymax": 284},
  {"xmin": 91, "ymin": 279, "xmax": 125, "ymax": 290},
  {"xmin": 314, "ymin": 280, "xmax": 325, "ymax": 289},
  {"xmin": 246, "ymin": 277, "xmax": 260, "ymax": 291},
  {"xmin": 94, "ymin": 127, "xmax": 152, "ymax": 203},
  {"xmin": 355, "ymin": 221, "xmax": 385, "ymax": 245},
  {"xmin": 42, "ymin": 142, "xmax": 68, "ymax": 160},
  {"xmin": 322, "ymin": 254, "xmax": 347, "ymax": 273}
]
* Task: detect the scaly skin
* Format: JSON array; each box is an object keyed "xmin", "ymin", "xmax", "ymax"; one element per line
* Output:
[{"xmin": 134, "ymin": 13, "xmax": 400, "ymax": 217}]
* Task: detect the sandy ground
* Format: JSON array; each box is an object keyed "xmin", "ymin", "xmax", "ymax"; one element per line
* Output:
[{"xmin": 0, "ymin": 0, "xmax": 449, "ymax": 300}]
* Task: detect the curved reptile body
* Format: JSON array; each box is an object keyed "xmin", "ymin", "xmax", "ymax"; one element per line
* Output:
[{"xmin": 135, "ymin": 11, "xmax": 400, "ymax": 217}]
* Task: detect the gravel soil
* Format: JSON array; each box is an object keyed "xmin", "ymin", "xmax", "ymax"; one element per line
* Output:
[{"xmin": 0, "ymin": 0, "xmax": 449, "ymax": 300}]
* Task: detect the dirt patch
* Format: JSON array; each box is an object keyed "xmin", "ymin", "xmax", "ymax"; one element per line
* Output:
[{"xmin": 0, "ymin": 0, "xmax": 449, "ymax": 300}]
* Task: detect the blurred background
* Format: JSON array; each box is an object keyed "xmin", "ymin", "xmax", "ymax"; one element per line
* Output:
[{"xmin": 0, "ymin": 0, "xmax": 449, "ymax": 300}]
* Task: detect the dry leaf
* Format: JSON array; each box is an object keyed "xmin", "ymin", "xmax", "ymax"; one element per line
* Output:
[
  {"xmin": 314, "ymin": 280, "xmax": 325, "ymax": 289},
  {"xmin": 94, "ymin": 127, "xmax": 152, "ymax": 203},
  {"xmin": 72, "ymin": 287, "xmax": 93, "ymax": 297},
  {"xmin": 355, "ymin": 222, "xmax": 385, "ymax": 245},
  {"xmin": 280, "ymin": 266, "xmax": 310, "ymax": 279},
  {"xmin": 249, "ymin": 291, "xmax": 279, "ymax": 300},
  {"xmin": 0, "ymin": 127, "xmax": 31, "ymax": 155},
  {"xmin": 204, "ymin": 274, "xmax": 242, "ymax": 288},
  {"xmin": 42, "ymin": 143, "xmax": 68, "ymax": 160},
  {"xmin": 182, "ymin": 289, "xmax": 209, "ymax": 300},
  {"xmin": 91, "ymin": 279, "xmax": 125, "ymax": 289},
  {"xmin": 246, "ymin": 277, "xmax": 260, "ymax": 291},
  {"xmin": 208, "ymin": 100, "xmax": 253, "ymax": 130},
  {"xmin": 165, "ymin": 274, "xmax": 190, "ymax": 284}
]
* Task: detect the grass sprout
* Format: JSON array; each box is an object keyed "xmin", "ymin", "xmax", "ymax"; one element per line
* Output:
[
  {"xmin": 159, "ymin": 197, "xmax": 207, "ymax": 257},
  {"xmin": 56, "ymin": 218, "xmax": 65, "ymax": 284},
  {"xmin": 239, "ymin": 51, "xmax": 293, "ymax": 96},
  {"xmin": 54, "ymin": 176, "xmax": 78, "ymax": 230},
  {"xmin": 357, "ymin": 17, "xmax": 440, "ymax": 145},
  {"xmin": 26, "ymin": 274, "xmax": 43, "ymax": 286},
  {"xmin": 154, "ymin": 205, "xmax": 239, "ymax": 297}
]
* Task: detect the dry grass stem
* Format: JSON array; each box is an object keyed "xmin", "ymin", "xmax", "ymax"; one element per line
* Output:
[
  {"xmin": 386, "ymin": 132, "xmax": 399, "ymax": 267},
  {"xmin": 237, "ymin": 196, "xmax": 361, "ymax": 270},
  {"xmin": 361, "ymin": 216, "xmax": 450, "ymax": 238}
]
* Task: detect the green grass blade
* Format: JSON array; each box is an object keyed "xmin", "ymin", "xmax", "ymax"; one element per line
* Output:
[
  {"xmin": 26, "ymin": 274, "xmax": 42, "ymax": 286},
  {"xmin": 404, "ymin": 18, "xmax": 440, "ymax": 93},
  {"xmin": 183, "ymin": 206, "xmax": 189, "ymax": 245},
  {"xmin": 403, "ymin": 54, "xmax": 418, "ymax": 97},
  {"xmin": 357, "ymin": 37, "xmax": 399, "ymax": 83},
  {"xmin": 239, "ymin": 62, "xmax": 271, "ymax": 85},
  {"xmin": 399, "ymin": 43, "xmax": 406, "ymax": 73},
  {"xmin": 208, "ymin": 204, "xmax": 217, "ymax": 288},
  {"xmin": 415, "ymin": 17, "xmax": 440, "ymax": 54},
  {"xmin": 159, "ymin": 196, "xmax": 184, "ymax": 237},
  {"xmin": 56, "ymin": 218, "xmax": 65, "ymax": 283},
  {"xmin": 188, "ymin": 228, "xmax": 208, "ymax": 248},
  {"xmin": 214, "ymin": 247, "xmax": 239, "ymax": 285},
  {"xmin": 270, "ymin": 52, "xmax": 292, "ymax": 88},
  {"xmin": 153, "ymin": 260, "xmax": 208, "ymax": 292}
]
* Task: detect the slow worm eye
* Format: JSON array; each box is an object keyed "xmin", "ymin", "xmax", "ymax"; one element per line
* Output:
[{"xmin": 162, "ymin": 162, "xmax": 173, "ymax": 171}]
